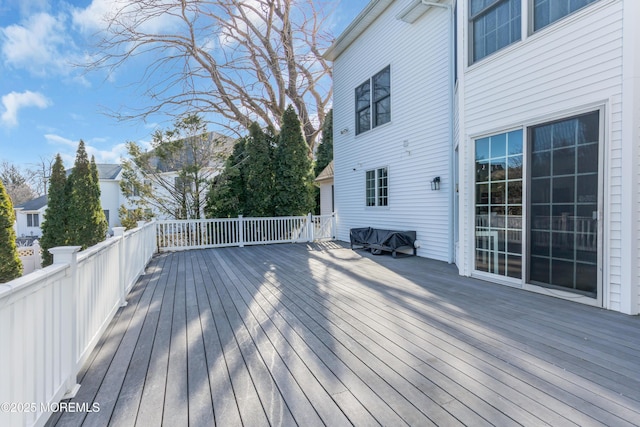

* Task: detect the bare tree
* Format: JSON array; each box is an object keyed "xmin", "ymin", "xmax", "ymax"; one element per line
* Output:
[
  {"xmin": 87, "ymin": 0, "xmax": 334, "ymax": 154},
  {"xmin": 0, "ymin": 161, "xmax": 37, "ymax": 206},
  {"xmin": 28, "ymin": 156, "xmax": 55, "ymax": 196}
]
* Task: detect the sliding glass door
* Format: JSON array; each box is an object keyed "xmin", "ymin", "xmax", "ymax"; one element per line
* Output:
[
  {"xmin": 528, "ymin": 111, "xmax": 600, "ymax": 297},
  {"xmin": 474, "ymin": 110, "xmax": 601, "ymax": 299}
]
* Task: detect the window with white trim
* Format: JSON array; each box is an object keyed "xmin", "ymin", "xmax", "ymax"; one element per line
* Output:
[
  {"xmin": 469, "ymin": 0, "xmax": 521, "ymax": 64},
  {"xmin": 532, "ymin": 0, "xmax": 598, "ymax": 32},
  {"xmin": 355, "ymin": 66, "xmax": 390, "ymax": 134},
  {"xmin": 366, "ymin": 167, "xmax": 388, "ymax": 207},
  {"xmin": 27, "ymin": 213, "xmax": 39, "ymax": 227}
]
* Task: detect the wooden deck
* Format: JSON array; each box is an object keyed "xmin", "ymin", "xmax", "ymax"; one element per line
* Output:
[{"xmin": 47, "ymin": 242, "xmax": 640, "ymax": 426}]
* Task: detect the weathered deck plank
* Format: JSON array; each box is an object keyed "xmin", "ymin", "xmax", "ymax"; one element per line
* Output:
[{"xmin": 47, "ymin": 242, "xmax": 640, "ymax": 427}]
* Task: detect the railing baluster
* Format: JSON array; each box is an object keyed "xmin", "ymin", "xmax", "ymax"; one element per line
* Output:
[{"xmin": 155, "ymin": 214, "xmax": 334, "ymax": 251}]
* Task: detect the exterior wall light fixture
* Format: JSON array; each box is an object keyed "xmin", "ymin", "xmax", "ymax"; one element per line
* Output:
[{"xmin": 431, "ymin": 176, "xmax": 441, "ymax": 191}]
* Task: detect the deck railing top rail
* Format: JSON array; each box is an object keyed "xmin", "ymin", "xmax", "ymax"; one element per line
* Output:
[
  {"xmin": 0, "ymin": 221, "xmax": 156, "ymax": 427},
  {"xmin": 156, "ymin": 213, "xmax": 335, "ymax": 252}
]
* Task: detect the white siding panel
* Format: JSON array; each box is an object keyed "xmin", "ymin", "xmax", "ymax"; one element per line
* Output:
[
  {"xmin": 99, "ymin": 181, "xmax": 122, "ymax": 229},
  {"xmin": 609, "ymin": 93, "xmax": 623, "ymax": 310},
  {"xmin": 319, "ymin": 183, "xmax": 333, "ymax": 216},
  {"xmin": 464, "ymin": 6, "xmax": 622, "ymax": 135},
  {"xmin": 460, "ymin": 0, "xmax": 624, "ymax": 307},
  {"xmin": 334, "ymin": 4, "xmax": 451, "ymax": 261}
]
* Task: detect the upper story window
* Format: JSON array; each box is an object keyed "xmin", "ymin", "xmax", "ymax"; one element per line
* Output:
[
  {"xmin": 355, "ymin": 81, "xmax": 370, "ymax": 134},
  {"xmin": 356, "ymin": 66, "xmax": 391, "ymax": 135},
  {"xmin": 470, "ymin": 0, "xmax": 521, "ymax": 64},
  {"xmin": 366, "ymin": 167, "xmax": 388, "ymax": 207},
  {"xmin": 532, "ymin": 0, "xmax": 598, "ymax": 32},
  {"xmin": 27, "ymin": 213, "xmax": 39, "ymax": 227}
]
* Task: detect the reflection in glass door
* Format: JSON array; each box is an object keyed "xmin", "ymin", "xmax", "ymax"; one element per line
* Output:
[
  {"xmin": 475, "ymin": 130, "xmax": 523, "ymax": 278},
  {"xmin": 528, "ymin": 111, "xmax": 599, "ymax": 297}
]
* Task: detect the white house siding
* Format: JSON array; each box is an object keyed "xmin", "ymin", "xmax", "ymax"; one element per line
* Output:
[
  {"xmin": 15, "ymin": 209, "xmax": 45, "ymax": 238},
  {"xmin": 99, "ymin": 179, "xmax": 123, "ymax": 230},
  {"xmin": 620, "ymin": 0, "xmax": 640, "ymax": 315},
  {"xmin": 333, "ymin": 3, "xmax": 451, "ymax": 260},
  {"xmin": 458, "ymin": 0, "xmax": 630, "ymax": 310},
  {"xmin": 319, "ymin": 182, "xmax": 334, "ymax": 216}
]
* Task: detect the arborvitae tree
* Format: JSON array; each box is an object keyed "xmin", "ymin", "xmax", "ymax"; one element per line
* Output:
[
  {"xmin": 274, "ymin": 105, "xmax": 315, "ymax": 216},
  {"xmin": 40, "ymin": 154, "xmax": 68, "ymax": 266},
  {"xmin": 205, "ymin": 138, "xmax": 247, "ymax": 218},
  {"xmin": 89, "ymin": 156, "xmax": 109, "ymax": 243},
  {"xmin": 244, "ymin": 122, "xmax": 275, "ymax": 217},
  {"xmin": 0, "ymin": 179, "xmax": 22, "ymax": 282},
  {"xmin": 67, "ymin": 142, "xmax": 107, "ymax": 249},
  {"xmin": 314, "ymin": 108, "xmax": 333, "ymax": 177}
]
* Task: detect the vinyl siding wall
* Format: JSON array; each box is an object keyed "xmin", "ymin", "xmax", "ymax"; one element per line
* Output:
[
  {"xmin": 319, "ymin": 182, "xmax": 334, "ymax": 216},
  {"xmin": 100, "ymin": 180, "xmax": 123, "ymax": 229},
  {"xmin": 333, "ymin": 3, "xmax": 451, "ymax": 260},
  {"xmin": 458, "ymin": 0, "xmax": 628, "ymax": 310}
]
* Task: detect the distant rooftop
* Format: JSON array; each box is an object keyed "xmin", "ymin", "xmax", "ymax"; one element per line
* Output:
[
  {"xmin": 15, "ymin": 194, "xmax": 47, "ymax": 211},
  {"xmin": 65, "ymin": 163, "xmax": 122, "ymax": 180}
]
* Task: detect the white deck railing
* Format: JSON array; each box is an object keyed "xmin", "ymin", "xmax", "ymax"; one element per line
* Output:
[
  {"xmin": 157, "ymin": 213, "xmax": 336, "ymax": 252},
  {"xmin": 1, "ymin": 213, "xmax": 334, "ymax": 426},
  {"xmin": 0, "ymin": 221, "xmax": 156, "ymax": 427}
]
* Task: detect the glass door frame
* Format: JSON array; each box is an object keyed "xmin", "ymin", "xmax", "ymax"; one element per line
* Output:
[
  {"xmin": 522, "ymin": 106, "xmax": 604, "ymax": 307},
  {"xmin": 471, "ymin": 105, "xmax": 605, "ymax": 307}
]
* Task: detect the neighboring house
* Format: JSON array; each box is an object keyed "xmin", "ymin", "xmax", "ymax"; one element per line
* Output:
[
  {"xmin": 14, "ymin": 195, "xmax": 47, "ymax": 239},
  {"xmin": 315, "ymin": 160, "xmax": 335, "ymax": 216},
  {"xmin": 91, "ymin": 164, "xmax": 125, "ymax": 230},
  {"xmin": 125, "ymin": 131, "xmax": 235, "ymax": 220},
  {"xmin": 327, "ymin": 0, "xmax": 640, "ymax": 315},
  {"xmin": 15, "ymin": 164, "xmax": 126, "ymax": 237}
]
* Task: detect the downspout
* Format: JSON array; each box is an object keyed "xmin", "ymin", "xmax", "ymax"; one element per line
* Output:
[{"xmin": 422, "ymin": 0, "xmax": 455, "ymax": 264}]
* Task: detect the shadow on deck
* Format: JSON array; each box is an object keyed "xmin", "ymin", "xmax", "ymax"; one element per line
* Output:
[{"xmin": 47, "ymin": 242, "xmax": 640, "ymax": 426}]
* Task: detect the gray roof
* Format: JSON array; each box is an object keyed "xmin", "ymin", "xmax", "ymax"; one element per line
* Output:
[
  {"xmin": 65, "ymin": 163, "xmax": 122, "ymax": 179},
  {"xmin": 96, "ymin": 164, "xmax": 122, "ymax": 179},
  {"xmin": 150, "ymin": 132, "xmax": 235, "ymax": 173},
  {"xmin": 15, "ymin": 194, "xmax": 47, "ymax": 211}
]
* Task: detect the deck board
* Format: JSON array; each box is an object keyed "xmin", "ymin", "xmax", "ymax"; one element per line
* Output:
[{"xmin": 47, "ymin": 242, "xmax": 640, "ymax": 427}]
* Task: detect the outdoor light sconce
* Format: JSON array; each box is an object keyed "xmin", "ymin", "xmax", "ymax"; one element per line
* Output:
[{"xmin": 431, "ymin": 176, "xmax": 441, "ymax": 191}]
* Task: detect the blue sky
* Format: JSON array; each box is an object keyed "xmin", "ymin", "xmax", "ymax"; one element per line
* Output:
[{"xmin": 0, "ymin": 0, "xmax": 368, "ymax": 170}]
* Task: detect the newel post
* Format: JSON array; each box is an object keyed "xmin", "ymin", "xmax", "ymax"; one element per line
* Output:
[
  {"xmin": 50, "ymin": 245, "xmax": 82, "ymax": 399},
  {"xmin": 113, "ymin": 227, "xmax": 127, "ymax": 307},
  {"xmin": 238, "ymin": 215, "xmax": 244, "ymax": 248},
  {"xmin": 307, "ymin": 213, "xmax": 313, "ymax": 242}
]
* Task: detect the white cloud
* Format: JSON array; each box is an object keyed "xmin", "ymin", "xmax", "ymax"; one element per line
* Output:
[
  {"xmin": 71, "ymin": 0, "xmax": 119, "ymax": 34},
  {"xmin": 72, "ymin": 0, "xmax": 181, "ymax": 34},
  {"xmin": 1, "ymin": 90, "xmax": 51, "ymax": 127},
  {"xmin": 44, "ymin": 134, "xmax": 76, "ymax": 147},
  {"xmin": 0, "ymin": 12, "xmax": 77, "ymax": 77},
  {"xmin": 45, "ymin": 133, "xmax": 129, "ymax": 164}
]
